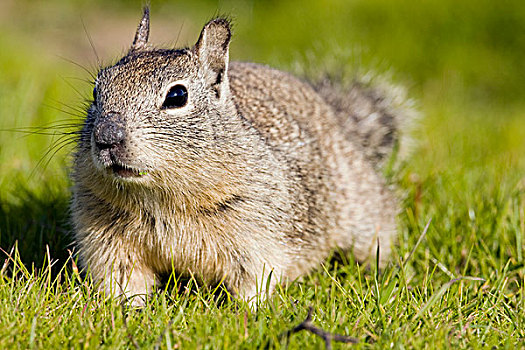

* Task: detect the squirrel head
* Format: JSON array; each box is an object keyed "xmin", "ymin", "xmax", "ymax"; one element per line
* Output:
[
  {"xmin": 129, "ymin": 8, "xmax": 232, "ymax": 101},
  {"xmin": 77, "ymin": 8, "xmax": 241, "ymax": 197}
]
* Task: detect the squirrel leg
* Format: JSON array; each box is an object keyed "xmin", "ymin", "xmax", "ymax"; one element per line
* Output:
[
  {"xmin": 231, "ymin": 264, "xmax": 282, "ymax": 307},
  {"xmin": 82, "ymin": 243, "xmax": 158, "ymax": 306},
  {"xmin": 108, "ymin": 261, "xmax": 157, "ymax": 306}
]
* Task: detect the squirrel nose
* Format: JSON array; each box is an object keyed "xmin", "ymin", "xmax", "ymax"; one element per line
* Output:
[{"xmin": 94, "ymin": 113, "xmax": 126, "ymax": 149}]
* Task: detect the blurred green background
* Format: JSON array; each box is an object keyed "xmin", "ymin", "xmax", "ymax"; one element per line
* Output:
[{"xmin": 0, "ymin": 0, "xmax": 524, "ymax": 265}]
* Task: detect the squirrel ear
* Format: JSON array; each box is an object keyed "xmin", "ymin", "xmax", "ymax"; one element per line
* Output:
[
  {"xmin": 131, "ymin": 7, "xmax": 150, "ymax": 51},
  {"xmin": 194, "ymin": 18, "xmax": 231, "ymax": 76}
]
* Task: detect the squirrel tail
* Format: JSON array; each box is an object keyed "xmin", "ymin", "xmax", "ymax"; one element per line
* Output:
[{"xmin": 313, "ymin": 75, "xmax": 419, "ymax": 168}]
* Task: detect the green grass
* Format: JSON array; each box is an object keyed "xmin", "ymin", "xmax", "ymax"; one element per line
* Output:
[{"xmin": 0, "ymin": 0, "xmax": 524, "ymax": 348}]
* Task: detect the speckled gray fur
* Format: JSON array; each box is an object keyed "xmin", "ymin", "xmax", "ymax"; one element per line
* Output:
[{"xmin": 71, "ymin": 8, "xmax": 413, "ymax": 305}]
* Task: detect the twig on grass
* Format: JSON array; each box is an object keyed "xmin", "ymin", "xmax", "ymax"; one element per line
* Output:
[{"xmin": 282, "ymin": 307, "xmax": 358, "ymax": 349}]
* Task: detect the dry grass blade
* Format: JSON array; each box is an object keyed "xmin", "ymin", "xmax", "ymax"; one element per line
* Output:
[
  {"xmin": 403, "ymin": 217, "xmax": 432, "ymax": 266},
  {"xmin": 121, "ymin": 305, "xmax": 141, "ymax": 349},
  {"xmin": 412, "ymin": 276, "xmax": 485, "ymax": 321}
]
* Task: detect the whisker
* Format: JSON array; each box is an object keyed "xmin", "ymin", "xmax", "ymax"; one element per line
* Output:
[
  {"xmin": 81, "ymin": 16, "xmax": 101, "ymax": 68},
  {"xmin": 62, "ymin": 76, "xmax": 94, "ymax": 85},
  {"xmin": 31, "ymin": 135, "xmax": 79, "ymax": 178},
  {"xmin": 56, "ymin": 55, "xmax": 97, "ymax": 81},
  {"xmin": 173, "ymin": 21, "xmax": 185, "ymax": 48},
  {"xmin": 59, "ymin": 75, "xmax": 92, "ymax": 101},
  {"xmin": 42, "ymin": 100, "xmax": 88, "ymax": 118},
  {"xmin": 146, "ymin": 133, "xmax": 208, "ymax": 144}
]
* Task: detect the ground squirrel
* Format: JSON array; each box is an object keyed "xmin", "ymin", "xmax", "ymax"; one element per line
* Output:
[{"xmin": 71, "ymin": 8, "xmax": 414, "ymax": 306}]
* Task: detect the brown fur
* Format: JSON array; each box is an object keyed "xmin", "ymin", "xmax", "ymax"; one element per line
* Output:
[{"xmin": 71, "ymin": 8, "xmax": 410, "ymax": 305}]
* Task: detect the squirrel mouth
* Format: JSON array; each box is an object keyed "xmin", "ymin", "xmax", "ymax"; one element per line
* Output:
[{"xmin": 110, "ymin": 164, "xmax": 147, "ymax": 178}]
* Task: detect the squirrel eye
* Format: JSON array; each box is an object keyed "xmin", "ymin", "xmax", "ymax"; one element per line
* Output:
[{"xmin": 163, "ymin": 84, "xmax": 188, "ymax": 109}]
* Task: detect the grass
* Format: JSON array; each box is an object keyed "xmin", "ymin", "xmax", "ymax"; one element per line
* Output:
[{"xmin": 1, "ymin": 0, "xmax": 524, "ymax": 348}]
